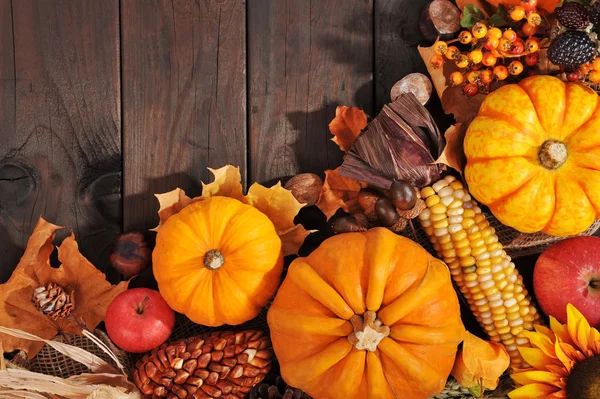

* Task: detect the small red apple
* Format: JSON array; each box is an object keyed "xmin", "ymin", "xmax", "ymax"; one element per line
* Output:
[
  {"xmin": 534, "ymin": 236, "xmax": 600, "ymax": 326},
  {"xmin": 105, "ymin": 288, "xmax": 175, "ymax": 353}
]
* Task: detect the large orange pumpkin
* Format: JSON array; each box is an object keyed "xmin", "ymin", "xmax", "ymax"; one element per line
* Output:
[
  {"xmin": 464, "ymin": 76, "xmax": 600, "ymax": 236},
  {"xmin": 153, "ymin": 196, "xmax": 284, "ymax": 326},
  {"xmin": 267, "ymin": 228, "xmax": 465, "ymax": 399}
]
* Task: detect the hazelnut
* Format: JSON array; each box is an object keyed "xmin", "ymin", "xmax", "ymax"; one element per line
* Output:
[{"xmin": 284, "ymin": 173, "xmax": 323, "ymax": 206}]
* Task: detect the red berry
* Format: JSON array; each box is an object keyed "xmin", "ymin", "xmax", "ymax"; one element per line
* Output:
[
  {"xmin": 509, "ymin": 40, "xmax": 525, "ymax": 55},
  {"xmin": 525, "ymin": 53, "xmax": 540, "ymax": 66},
  {"xmin": 463, "ymin": 83, "xmax": 479, "ymax": 97},
  {"xmin": 567, "ymin": 70, "xmax": 582, "ymax": 82}
]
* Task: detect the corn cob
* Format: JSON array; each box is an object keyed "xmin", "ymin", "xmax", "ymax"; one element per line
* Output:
[{"xmin": 418, "ymin": 175, "xmax": 541, "ymax": 368}]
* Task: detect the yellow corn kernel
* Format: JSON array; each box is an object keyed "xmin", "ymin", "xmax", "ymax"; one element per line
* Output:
[
  {"xmin": 430, "ymin": 203, "xmax": 447, "ymax": 214},
  {"xmin": 425, "ymin": 195, "xmax": 441, "ymax": 207},
  {"xmin": 421, "ymin": 187, "xmax": 436, "ymax": 198},
  {"xmin": 433, "ymin": 219, "xmax": 449, "ymax": 229}
]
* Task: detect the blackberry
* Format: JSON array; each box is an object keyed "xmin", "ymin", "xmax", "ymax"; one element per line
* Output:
[
  {"xmin": 548, "ymin": 31, "xmax": 596, "ymax": 68},
  {"xmin": 590, "ymin": 5, "xmax": 600, "ymax": 33},
  {"xmin": 556, "ymin": 2, "xmax": 589, "ymax": 29}
]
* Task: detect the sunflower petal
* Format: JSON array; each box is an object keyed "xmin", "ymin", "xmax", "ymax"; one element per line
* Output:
[
  {"xmin": 524, "ymin": 330, "xmax": 558, "ymax": 358},
  {"xmin": 549, "ymin": 390, "xmax": 568, "ymax": 398},
  {"xmin": 589, "ymin": 326, "xmax": 600, "ymax": 355},
  {"xmin": 511, "ymin": 370, "xmax": 563, "ymax": 388},
  {"xmin": 518, "ymin": 347, "xmax": 561, "ymax": 370},
  {"xmin": 546, "ymin": 364, "xmax": 570, "ymax": 378},
  {"xmin": 554, "ymin": 340, "xmax": 583, "ymax": 372},
  {"xmin": 535, "ymin": 325, "xmax": 557, "ymax": 343},
  {"xmin": 508, "ymin": 383, "xmax": 561, "ymax": 399},
  {"xmin": 566, "ymin": 304, "xmax": 592, "ymax": 354},
  {"xmin": 550, "ymin": 316, "xmax": 572, "ymax": 346}
]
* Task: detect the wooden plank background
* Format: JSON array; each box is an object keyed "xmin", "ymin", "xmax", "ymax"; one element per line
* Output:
[{"xmin": 0, "ymin": 0, "xmax": 431, "ymax": 280}]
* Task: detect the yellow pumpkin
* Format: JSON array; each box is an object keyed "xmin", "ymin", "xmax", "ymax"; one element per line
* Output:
[
  {"xmin": 153, "ymin": 196, "xmax": 284, "ymax": 326},
  {"xmin": 464, "ymin": 76, "xmax": 600, "ymax": 236},
  {"xmin": 267, "ymin": 228, "xmax": 465, "ymax": 399}
]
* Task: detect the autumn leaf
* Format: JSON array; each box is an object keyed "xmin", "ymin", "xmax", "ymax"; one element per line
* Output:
[
  {"xmin": 152, "ymin": 188, "xmax": 195, "ymax": 231},
  {"xmin": 201, "ymin": 166, "xmax": 245, "ymax": 201},
  {"xmin": 316, "ymin": 167, "xmax": 367, "ymax": 220},
  {"xmin": 245, "ymin": 182, "xmax": 312, "ymax": 256},
  {"xmin": 452, "ymin": 332, "xmax": 510, "ymax": 393},
  {"xmin": 435, "ymin": 124, "xmax": 467, "ymax": 174},
  {"xmin": 0, "ymin": 218, "xmax": 128, "ymax": 358},
  {"xmin": 329, "ymin": 106, "xmax": 367, "ymax": 151},
  {"xmin": 153, "ymin": 165, "xmax": 310, "ymax": 256},
  {"xmin": 456, "ymin": 0, "xmax": 494, "ymax": 15}
]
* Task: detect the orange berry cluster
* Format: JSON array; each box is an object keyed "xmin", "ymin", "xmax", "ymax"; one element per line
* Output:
[
  {"xmin": 576, "ymin": 58, "xmax": 600, "ymax": 84},
  {"xmin": 429, "ymin": 0, "xmax": 543, "ymax": 97}
]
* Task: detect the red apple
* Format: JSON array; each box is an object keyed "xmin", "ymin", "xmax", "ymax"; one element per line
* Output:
[
  {"xmin": 105, "ymin": 288, "xmax": 175, "ymax": 353},
  {"xmin": 534, "ymin": 236, "xmax": 600, "ymax": 326}
]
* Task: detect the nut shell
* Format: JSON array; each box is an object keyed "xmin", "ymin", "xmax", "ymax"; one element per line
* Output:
[
  {"xmin": 110, "ymin": 232, "xmax": 151, "ymax": 277},
  {"xmin": 389, "ymin": 180, "xmax": 417, "ymax": 211},
  {"xmin": 375, "ymin": 197, "xmax": 400, "ymax": 227},
  {"xmin": 284, "ymin": 174, "xmax": 323, "ymax": 206}
]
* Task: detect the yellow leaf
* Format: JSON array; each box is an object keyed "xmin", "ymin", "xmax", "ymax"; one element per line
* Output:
[
  {"xmin": 435, "ymin": 124, "xmax": 467, "ymax": 174},
  {"xmin": 152, "ymin": 188, "xmax": 194, "ymax": 232},
  {"xmin": 201, "ymin": 165, "xmax": 245, "ymax": 201},
  {"xmin": 329, "ymin": 106, "xmax": 367, "ymax": 152},
  {"xmin": 452, "ymin": 331, "xmax": 510, "ymax": 391},
  {"xmin": 316, "ymin": 168, "xmax": 367, "ymax": 220},
  {"xmin": 0, "ymin": 218, "xmax": 128, "ymax": 358}
]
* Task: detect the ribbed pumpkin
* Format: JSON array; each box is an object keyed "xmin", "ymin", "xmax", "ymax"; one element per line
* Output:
[
  {"xmin": 464, "ymin": 76, "xmax": 600, "ymax": 236},
  {"xmin": 153, "ymin": 196, "xmax": 284, "ymax": 326},
  {"xmin": 267, "ymin": 228, "xmax": 465, "ymax": 399}
]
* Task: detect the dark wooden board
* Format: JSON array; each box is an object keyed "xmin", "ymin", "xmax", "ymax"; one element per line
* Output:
[
  {"xmin": 248, "ymin": 0, "xmax": 374, "ymax": 184},
  {"xmin": 122, "ymin": 0, "xmax": 247, "ymax": 231},
  {"xmin": 375, "ymin": 0, "xmax": 431, "ymax": 111},
  {"xmin": 0, "ymin": 0, "xmax": 121, "ymax": 282}
]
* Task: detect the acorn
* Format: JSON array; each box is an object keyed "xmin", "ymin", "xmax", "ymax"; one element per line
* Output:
[
  {"xmin": 331, "ymin": 215, "xmax": 366, "ymax": 234},
  {"xmin": 109, "ymin": 232, "xmax": 151, "ymax": 277},
  {"xmin": 357, "ymin": 189, "xmax": 381, "ymax": 222},
  {"xmin": 375, "ymin": 197, "xmax": 400, "ymax": 227},
  {"xmin": 389, "ymin": 180, "xmax": 417, "ymax": 211}
]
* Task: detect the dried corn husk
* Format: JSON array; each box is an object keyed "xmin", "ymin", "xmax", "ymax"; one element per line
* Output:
[{"xmin": 0, "ymin": 326, "xmax": 141, "ymax": 399}]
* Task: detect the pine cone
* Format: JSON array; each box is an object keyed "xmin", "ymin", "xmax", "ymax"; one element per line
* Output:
[
  {"xmin": 32, "ymin": 282, "xmax": 75, "ymax": 320},
  {"xmin": 133, "ymin": 330, "xmax": 272, "ymax": 399},
  {"xmin": 248, "ymin": 376, "xmax": 311, "ymax": 399}
]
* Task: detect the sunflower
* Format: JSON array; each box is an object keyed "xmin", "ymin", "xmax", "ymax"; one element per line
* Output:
[{"xmin": 509, "ymin": 304, "xmax": 600, "ymax": 399}]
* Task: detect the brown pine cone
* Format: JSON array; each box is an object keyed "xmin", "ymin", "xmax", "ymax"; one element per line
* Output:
[
  {"xmin": 248, "ymin": 376, "xmax": 311, "ymax": 399},
  {"xmin": 32, "ymin": 282, "xmax": 75, "ymax": 320},
  {"xmin": 133, "ymin": 330, "xmax": 273, "ymax": 399}
]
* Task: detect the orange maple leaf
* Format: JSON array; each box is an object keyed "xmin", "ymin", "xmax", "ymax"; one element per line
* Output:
[
  {"xmin": 0, "ymin": 218, "xmax": 128, "ymax": 358},
  {"xmin": 329, "ymin": 106, "xmax": 367, "ymax": 152},
  {"xmin": 316, "ymin": 167, "xmax": 367, "ymax": 221}
]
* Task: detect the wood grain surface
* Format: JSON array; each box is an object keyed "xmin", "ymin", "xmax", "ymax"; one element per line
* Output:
[
  {"xmin": 248, "ymin": 0, "xmax": 374, "ymax": 184},
  {"xmin": 0, "ymin": 0, "xmax": 121, "ymax": 282},
  {"xmin": 122, "ymin": 0, "xmax": 246, "ymax": 232}
]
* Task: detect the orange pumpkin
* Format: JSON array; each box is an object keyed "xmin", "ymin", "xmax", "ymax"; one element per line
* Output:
[
  {"xmin": 153, "ymin": 196, "xmax": 284, "ymax": 326},
  {"xmin": 484, "ymin": 0, "xmax": 559, "ymax": 12},
  {"xmin": 267, "ymin": 228, "xmax": 465, "ymax": 399},
  {"xmin": 464, "ymin": 76, "xmax": 600, "ymax": 236}
]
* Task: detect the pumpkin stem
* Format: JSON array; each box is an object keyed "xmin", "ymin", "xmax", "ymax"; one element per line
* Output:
[
  {"xmin": 204, "ymin": 250, "xmax": 225, "ymax": 270},
  {"xmin": 347, "ymin": 310, "xmax": 390, "ymax": 352},
  {"xmin": 538, "ymin": 140, "xmax": 568, "ymax": 170}
]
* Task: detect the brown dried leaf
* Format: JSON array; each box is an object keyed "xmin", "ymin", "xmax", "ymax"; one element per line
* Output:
[
  {"xmin": 485, "ymin": 0, "xmax": 559, "ymax": 13},
  {"xmin": 329, "ymin": 106, "xmax": 367, "ymax": 151},
  {"xmin": 316, "ymin": 168, "xmax": 367, "ymax": 220},
  {"xmin": 418, "ymin": 45, "xmax": 486, "ymax": 125},
  {"xmin": 245, "ymin": 182, "xmax": 310, "ymax": 255},
  {"xmin": 435, "ymin": 123, "xmax": 467, "ymax": 174},
  {"xmin": 153, "ymin": 166, "xmax": 309, "ymax": 256},
  {"xmin": 0, "ymin": 218, "xmax": 128, "ymax": 358}
]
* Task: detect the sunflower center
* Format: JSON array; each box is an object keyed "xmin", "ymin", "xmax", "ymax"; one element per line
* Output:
[
  {"xmin": 566, "ymin": 355, "xmax": 600, "ymax": 399},
  {"xmin": 538, "ymin": 140, "xmax": 568, "ymax": 170},
  {"xmin": 204, "ymin": 250, "xmax": 225, "ymax": 270},
  {"xmin": 347, "ymin": 310, "xmax": 390, "ymax": 352}
]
